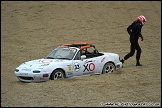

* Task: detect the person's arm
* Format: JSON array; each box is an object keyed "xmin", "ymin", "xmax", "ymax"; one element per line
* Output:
[
  {"xmin": 141, "ymin": 36, "xmax": 144, "ymax": 41},
  {"xmin": 136, "ymin": 23, "xmax": 142, "ymax": 37},
  {"xmin": 136, "ymin": 23, "xmax": 144, "ymax": 41},
  {"xmin": 127, "ymin": 23, "xmax": 133, "ymax": 35}
]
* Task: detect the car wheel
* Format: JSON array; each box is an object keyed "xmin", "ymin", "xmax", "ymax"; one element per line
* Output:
[
  {"xmin": 102, "ymin": 62, "xmax": 115, "ymax": 74},
  {"xmin": 50, "ymin": 69, "xmax": 65, "ymax": 80}
]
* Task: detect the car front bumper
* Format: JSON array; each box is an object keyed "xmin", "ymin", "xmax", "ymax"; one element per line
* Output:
[{"xmin": 15, "ymin": 71, "xmax": 50, "ymax": 82}]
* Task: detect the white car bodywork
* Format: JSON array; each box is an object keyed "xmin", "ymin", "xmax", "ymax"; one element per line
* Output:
[{"xmin": 15, "ymin": 43, "xmax": 122, "ymax": 82}]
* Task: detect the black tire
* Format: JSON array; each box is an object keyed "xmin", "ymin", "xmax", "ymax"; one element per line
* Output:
[
  {"xmin": 50, "ymin": 69, "xmax": 65, "ymax": 80},
  {"xmin": 102, "ymin": 62, "xmax": 115, "ymax": 74}
]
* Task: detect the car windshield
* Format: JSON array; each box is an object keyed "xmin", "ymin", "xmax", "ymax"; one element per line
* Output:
[{"xmin": 44, "ymin": 46, "xmax": 77, "ymax": 60}]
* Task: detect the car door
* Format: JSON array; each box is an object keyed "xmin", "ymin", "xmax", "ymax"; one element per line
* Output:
[{"xmin": 72, "ymin": 51, "xmax": 97, "ymax": 76}]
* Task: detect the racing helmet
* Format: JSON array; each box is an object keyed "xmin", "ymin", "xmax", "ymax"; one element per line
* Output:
[{"xmin": 137, "ymin": 15, "xmax": 146, "ymax": 25}]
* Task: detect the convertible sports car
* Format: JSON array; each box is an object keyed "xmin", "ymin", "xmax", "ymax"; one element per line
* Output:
[{"xmin": 15, "ymin": 42, "xmax": 123, "ymax": 82}]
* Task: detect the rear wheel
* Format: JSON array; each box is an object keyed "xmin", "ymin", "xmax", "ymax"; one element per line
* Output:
[
  {"xmin": 102, "ymin": 62, "xmax": 115, "ymax": 74},
  {"xmin": 50, "ymin": 69, "xmax": 65, "ymax": 80}
]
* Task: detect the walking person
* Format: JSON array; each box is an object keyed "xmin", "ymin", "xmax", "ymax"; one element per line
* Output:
[{"xmin": 120, "ymin": 15, "xmax": 146, "ymax": 66}]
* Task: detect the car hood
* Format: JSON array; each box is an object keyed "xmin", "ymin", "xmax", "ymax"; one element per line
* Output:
[{"xmin": 18, "ymin": 59, "xmax": 67, "ymax": 69}]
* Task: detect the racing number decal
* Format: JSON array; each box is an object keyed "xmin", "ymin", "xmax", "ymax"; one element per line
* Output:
[
  {"xmin": 83, "ymin": 63, "xmax": 95, "ymax": 72},
  {"xmin": 74, "ymin": 62, "xmax": 81, "ymax": 72}
]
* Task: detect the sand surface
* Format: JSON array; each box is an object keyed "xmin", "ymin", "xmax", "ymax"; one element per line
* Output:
[{"xmin": 1, "ymin": 1, "xmax": 161, "ymax": 107}]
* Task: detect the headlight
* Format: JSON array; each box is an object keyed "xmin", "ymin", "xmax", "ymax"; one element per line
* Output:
[
  {"xmin": 15, "ymin": 69, "xmax": 19, "ymax": 72},
  {"xmin": 33, "ymin": 70, "xmax": 41, "ymax": 73}
]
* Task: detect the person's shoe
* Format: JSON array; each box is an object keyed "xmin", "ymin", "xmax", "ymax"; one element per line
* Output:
[
  {"xmin": 136, "ymin": 63, "xmax": 142, "ymax": 66},
  {"xmin": 120, "ymin": 59, "xmax": 125, "ymax": 64}
]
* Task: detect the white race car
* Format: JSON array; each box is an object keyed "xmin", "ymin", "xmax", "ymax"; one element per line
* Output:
[{"xmin": 15, "ymin": 42, "xmax": 123, "ymax": 82}]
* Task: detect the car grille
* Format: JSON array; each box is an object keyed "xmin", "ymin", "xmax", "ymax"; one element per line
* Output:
[{"xmin": 19, "ymin": 76, "xmax": 34, "ymax": 80}]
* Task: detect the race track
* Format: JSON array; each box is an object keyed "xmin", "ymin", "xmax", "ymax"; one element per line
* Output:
[{"xmin": 1, "ymin": 1, "xmax": 161, "ymax": 107}]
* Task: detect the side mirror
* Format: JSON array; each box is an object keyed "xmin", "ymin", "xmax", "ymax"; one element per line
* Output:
[{"xmin": 81, "ymin": 55, "xmax": 86, "ymax": 60}]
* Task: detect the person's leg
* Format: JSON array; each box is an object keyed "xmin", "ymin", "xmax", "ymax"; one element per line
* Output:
[
  {"xmin": 121, "ymin": 43, "xmax": 136, "ymax": 63},
  {"xmin": 136, "ymin": 43, "xmax": 142, "ymax": 66}
]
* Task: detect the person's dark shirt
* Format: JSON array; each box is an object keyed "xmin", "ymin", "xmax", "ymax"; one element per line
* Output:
[{"xmin": 127, "ymin": 21, "xmax": 143, "ymax": 43}]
